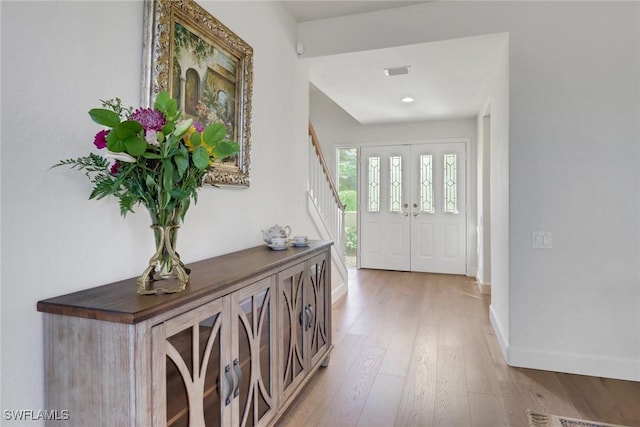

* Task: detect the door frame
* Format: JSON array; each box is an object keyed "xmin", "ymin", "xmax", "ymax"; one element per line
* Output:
[{"xmin": 355, "ymin": 138, "xmax": 475, "ymax": 277}]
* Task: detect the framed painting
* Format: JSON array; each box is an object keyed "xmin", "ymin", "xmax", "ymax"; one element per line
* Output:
[{"xmin": 142, "ymin": 0, "xmax": 253, "ymax": 187}]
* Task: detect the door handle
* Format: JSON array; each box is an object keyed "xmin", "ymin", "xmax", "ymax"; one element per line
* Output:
[
  {"xmin": 412, "ymin": 203, "xmax": 420, "ymax": 217},
  {"xmin": 307, "ymin": 305, "xmax": 315, "ymax": 330},
  {"xmin": 402, "ymin": 203, "xmax": 409, "ymax": 217},
  {"xmin": 232, "ymin": 358, "xmax": 242, "ymax": 398},
  {"xmin": 224, "ymin": 364, "xmax": 234, "ymax": 406},
  {"xmin": 304, "ymin": 305, "xmax": 313, "ymax": 330}
]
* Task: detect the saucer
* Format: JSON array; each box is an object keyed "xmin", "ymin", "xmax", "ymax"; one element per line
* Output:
[
  {"xmin": 268, "ymin": 244, "xmax": 288, "ymax": 251},
  {"xmin": 292, "ymin": 241, "xmax": 309, "ymax": 247}
]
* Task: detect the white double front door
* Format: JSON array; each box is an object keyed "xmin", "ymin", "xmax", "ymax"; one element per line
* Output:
[{"xmin": 359, "ymin": 142, "xmax": 466, "ymax": 274}]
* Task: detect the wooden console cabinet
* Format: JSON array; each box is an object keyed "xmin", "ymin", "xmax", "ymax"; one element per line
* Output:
[{"xmin": 37, "ymin": 241, "xmax": 333, "ymax": 427}]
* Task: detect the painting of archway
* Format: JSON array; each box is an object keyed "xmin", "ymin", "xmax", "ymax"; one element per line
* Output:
[
  {"xmin": 185, "ymin": 68, "xmax": 199, "ymax": 117},
  {"xmin": 144, "ymin": 0, "xmax": 253, "ymax": 187},
  {"xmin": 172, "ymin": 60, "xmax": 182, "ymax": 107}
]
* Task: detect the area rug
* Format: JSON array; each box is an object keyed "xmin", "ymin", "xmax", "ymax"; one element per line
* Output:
[{"xmin": 527, "ymin": 411, "xmax": 629, "ymax": 427}]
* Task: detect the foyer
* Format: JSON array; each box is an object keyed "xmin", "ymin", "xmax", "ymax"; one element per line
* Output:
[{"xmin": 277, "ymin": 269, "xmax": 640, "ymax": 427}]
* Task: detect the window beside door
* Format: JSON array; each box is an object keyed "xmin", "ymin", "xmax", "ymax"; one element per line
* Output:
[{"xmin": 337, "ymin": 147, "xmax": 358, "ymax": 268}]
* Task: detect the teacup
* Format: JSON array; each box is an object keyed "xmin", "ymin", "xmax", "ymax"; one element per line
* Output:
[
  {"xmin": 271, "ymin": 237, "xmax": 287, "ymax": 247},
  {"xmin": 293, "ymin": 236, "xmax": 309, "ymax": 245}
]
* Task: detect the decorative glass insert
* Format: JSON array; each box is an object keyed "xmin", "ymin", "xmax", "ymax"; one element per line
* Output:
[
  {"xmin": 367, "ymin": 156, "xmax": 380, "ymax": 212},
  {"xmin": 443, "ymin": 153, "xmax": 458, "ymax": 214},
  {"xmin": 389, "ymin": 156, "xmax": 402, "ymax": 212},
  {"xmin": 419, "ymin": 154, "xmax": 434, "ymax": 213}
]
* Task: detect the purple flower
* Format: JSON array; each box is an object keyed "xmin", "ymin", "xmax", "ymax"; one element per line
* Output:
[
  {"xmin": 93, "ymin": 129, "xmax": 109, "ymax": 149},
  {"xmin": 110, "ymin": 161, "xmax": 121, "ymax": 175},
  {"xmin": 193, "ymin": 120, "xmax": 205, "ymax": 133},
  {"xmin": 129, "ymin": 108, "xmax": 166, "ymax": 131}
]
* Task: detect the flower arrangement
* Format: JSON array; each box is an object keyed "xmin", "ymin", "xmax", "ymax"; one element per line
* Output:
[
  {"xmin": 54, "ymin": 91, "xmax": 239, "ymax": 294},
  {"xmin": 55, "ymin": 91, "xmax": 238, "ymax": 224}
]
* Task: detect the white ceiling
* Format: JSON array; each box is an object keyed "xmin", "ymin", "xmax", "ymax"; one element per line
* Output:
[
  {"xmin": 281, "ymin": 1, "xmax": 506, "ymax": 124},
  {"xmin": 305, "ymin": 34, "xmax": 506, "ymax": 124},
  {"xmin": 281, "ymin": 1, "xmax": 428, "ymax": 23}
]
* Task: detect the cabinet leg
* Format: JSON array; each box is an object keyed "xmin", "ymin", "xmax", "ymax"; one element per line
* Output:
[{"xmin": 321, "ymin": 354, "xmax": 331, "ymax": 368}]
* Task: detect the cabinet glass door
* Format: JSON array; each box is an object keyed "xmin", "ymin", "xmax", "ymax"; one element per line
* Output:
[
  {"xmin": 307, "ymin": 253, "xmax": 330, "ymax": 368},
  {"xmin": 232, "ymin": 277, "xmax": 276, "ymax": 427},
  {"xmin": 278, "ymin": 263, "xmax": 307, "ymax": 401},
  {"xmin": 156, "ymin": 299, "xmax": 228, "ymax": 427}
]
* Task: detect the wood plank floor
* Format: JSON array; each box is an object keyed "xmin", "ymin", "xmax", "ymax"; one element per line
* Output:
[{"xmin": 276, "ymin": 269, "xmax": 640, "ymax": 427}]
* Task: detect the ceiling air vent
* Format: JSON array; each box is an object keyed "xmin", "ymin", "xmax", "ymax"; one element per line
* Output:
[{"xmin": 384, "ymin": 66, "xmax": 411, "ymax": 76}]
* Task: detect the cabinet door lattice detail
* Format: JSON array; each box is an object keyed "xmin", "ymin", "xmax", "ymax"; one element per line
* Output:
[
  {"xmin": 234, "ymin": 280, "xmax": 276, "ymax": 427},
  {"xmin": 279, "ymin": 264, "xmax": 307, "ymax": 399},
  {"xmin": 162, "ymin": 300, "xmax": 226, "ymax": 427},
  {"xmin": 308, "ymin": 256, "xmax": 328, "ymax": 362}
]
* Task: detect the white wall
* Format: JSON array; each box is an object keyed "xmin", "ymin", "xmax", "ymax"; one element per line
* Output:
[
  {"xmin": 476, "ymin": 113, "xmax": 492, "ymax": 287},
  {"xmin": 0, "ymin": 0, "xmax": 313, "ymax": 421},
  {"xmin": 300, "ymin": 1, "xmax": 640, "ymax": 381},
  {"xmin": 309, "ymin": 86, "xmax": 479, "ymax": 277}
]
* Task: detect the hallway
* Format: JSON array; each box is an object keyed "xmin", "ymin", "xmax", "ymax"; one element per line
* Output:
[{"xmin": 277, "ymin": 269, "xmax": 640, "ymax": 426}]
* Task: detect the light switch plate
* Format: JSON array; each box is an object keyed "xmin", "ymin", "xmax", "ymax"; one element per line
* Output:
[{"xmin": 532, "ymin": 231, "xmax": 552, "ymax": 249}]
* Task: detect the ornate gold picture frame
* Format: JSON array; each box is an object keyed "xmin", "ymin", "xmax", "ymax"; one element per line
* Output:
[{"xmin": 142, "ymin": 0, "xmax": 253, "ymax": 187}]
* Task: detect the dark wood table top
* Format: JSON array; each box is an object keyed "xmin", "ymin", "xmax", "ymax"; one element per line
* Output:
[{"xmin": 37, "ymin": 240, "xmax": 333, "ymax": 324}]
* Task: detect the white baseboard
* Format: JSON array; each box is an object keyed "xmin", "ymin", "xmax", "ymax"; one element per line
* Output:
[
  {"xmin": 331, "ymin": 279, "xmax": 347, "ymax": 304},
  {"xmin": 508, "ymin": 345, "xmax": 640, "ymax": 382},
  {"xmin": 489, "ymin": 304, "xmax": 509, "ymax": 361},
  {"xmin": 489, "ymin": 305, "xmax": 640, "ymax": 381},
  {"xmin": 477, "ymin": 282, "xmax": 491, "ymax": 295}
]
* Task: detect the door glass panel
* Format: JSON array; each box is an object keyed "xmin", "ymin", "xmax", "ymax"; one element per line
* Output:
[
  {"xmin": 256, "ymin": 289, "xmax": 272, "ymax": 421},
  {"xmin": 238, "ymin": 298, "xmax": 253, "ymax": 427},
  {"xmin": 419, "ymin": 154, "xmax": 434, "ymax": 213},
  {"xmin": 165, "ymin": 312, "xmax": 222, "ymax": 427},
  {"xmin": 367, "ymin": 156, "xmax": 380, "ymax": 212},
  {"xmin": 166, "ymin": 328, "xmax": 191, "ymax": 427},
  {"xmin": 281, "ymin": 271, "xmax": 305, "ymax": 390},
  {"xmin": 443, "ymin": 153, "xmax": 458, "ymax": 214},
  {"xmin": 389, "ymin": 156, "xmax": 402, "ymax": 212},
  {"xmin": 236, "ymin": 286, "xmax": 273, "ymax": 427},
  {"xmin": 309, "ymin": 258, "xmax": 328, "ymax": 357}
]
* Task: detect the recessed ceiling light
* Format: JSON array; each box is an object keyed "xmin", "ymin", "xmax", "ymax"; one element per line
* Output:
[{"xmin": 401, "ymin": 97, "xmax": 415, "ymax": 103}]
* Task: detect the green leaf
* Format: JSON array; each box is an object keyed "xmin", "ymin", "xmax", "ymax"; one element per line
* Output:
[
  {"xmin": 124, "ymin": 135, "xmax": 147, "ymax": 156},
  {"xmin": 178, "ymin": 198, "xmax": 191, "ymax": 221},
  {"xmin": 164, "ymin": 134, "xmax": 179, "ymax": 153},
  {"xmin": 203, "ymin": 124, "xmax": 226, "ymax": 146},
  {"xmin": 174, "ymin": 152, "xmax": 188, "ymax": 178},
  {"xmin": 107, "ymin": 121, "xmax": 144, "ymax": 153},
  {"xmin": 192, "ymin": 146, "xmax": 210, "ymax": 170},
  {"xmin": 190, "ymin": 132, "xmax": 202, "ymax": 147},
  {"xmin": 212, "ymin": 140, "xmax": 240, "ymax": 159},
  {"xmin": 154, "ymin": 91, "xmax": 178, "ymax": 121},
  {"xmin": 145, "ymin": 174, "xmax": 157, "ymax": 190},
  {"xmin": 162, "ymin": 159, "xmax": 174, "ymax": 191},
  {"xmin": 170, "ymin": 188, "xmax": 190, "ymax": 200},
  {"xmin": 119, "ymin": 193, "xmax": 136, "ymax": 216},
  {"xmin": 89, "ymin": 108, "xmax": 120, "ymax": 127},
  {"xmin": 161, "ymin": 121, "xmax": 174, "ymax": 135},
  {"xmin": 106, "ymin": 131, "xmax": 125, "ymax": 152},
  {"xmin": 165, "ymin": 98, "xmax": 178, "ymax": 120},
  {"xmin": 174, "ymin": 118, "xmax": 193, "ymax": 138},
  {"xmin": 154, "ymin": 91, "xmax": 170, "ymax": 112},
  {"xmin": 118, "ymin": 120, "xmax": 144, "ymax": 134},
  {"xmin": 141, "ymin": 152, "xmax": 162, "ymax": 159}
]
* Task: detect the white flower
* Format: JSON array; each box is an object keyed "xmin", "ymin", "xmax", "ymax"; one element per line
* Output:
[
  {"xmin": 145, "ymin": 130, "xmax": 160, "ymax": 146},
  {"xmin": 106, "ymin": 150, "xmax": 136, "ymax": 163}
]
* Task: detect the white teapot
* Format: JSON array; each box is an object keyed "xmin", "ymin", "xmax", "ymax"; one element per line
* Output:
[{"xmin": 262, "ymin": 224, "xmax": 291, "ymax": 244}]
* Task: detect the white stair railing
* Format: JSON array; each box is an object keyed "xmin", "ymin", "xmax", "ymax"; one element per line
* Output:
[{"xmin": 307, "ymin": 123, "xmax": 348, "ymax": 300}]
